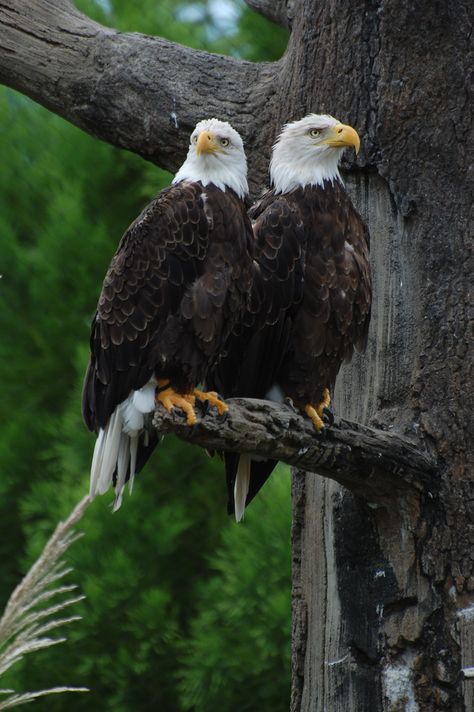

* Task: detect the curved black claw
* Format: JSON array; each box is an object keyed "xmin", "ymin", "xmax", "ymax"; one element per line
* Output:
[
  {"xmin": 198, "ymin": 398, "xmax": 211, "ymax": 417},
  {"xmin": 284, "ymin": 397, "xmax": 298, "ymax": 414},
  {"xmin": 322, "ymin": 407, "xmax": 334, "ymax": 426},
  {"xmin": 219, "ymin": 409, "xmax": 229, "ymax": 424}
]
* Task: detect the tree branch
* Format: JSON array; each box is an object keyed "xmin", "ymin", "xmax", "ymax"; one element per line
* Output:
[
  {"xmin": 0, "ymin": 0, "xmax": 278, "ymax": 185},
  {"xmin": 152, "ymin": 398, "xmax": 438, "ymax": 504},
  {"xmin": 243, "ymin": 0, "xmax": 294, "ymax": 28}
]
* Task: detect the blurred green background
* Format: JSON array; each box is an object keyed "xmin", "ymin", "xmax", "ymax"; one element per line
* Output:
[{"xmin": 0, "ymin": 1, "xmax": 291, "ymax": 710}]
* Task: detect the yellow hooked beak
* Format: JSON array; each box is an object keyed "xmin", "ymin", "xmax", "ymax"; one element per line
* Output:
[
  {"xmin": 322, "ymin": 124, "xmax": 360, "ymax": 154},
  {"xmin": 196, "ymin": 130, "xmax": 219, "ymax": 155}
]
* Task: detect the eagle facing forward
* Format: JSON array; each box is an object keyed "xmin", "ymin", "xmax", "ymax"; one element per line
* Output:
[
  {"xmin": 209, "ymin": 114, "xmax": 372, "ymax": 520},
  {"xmin": 83, "ymin": 119, "xmax": 253, "ymax": 509}
]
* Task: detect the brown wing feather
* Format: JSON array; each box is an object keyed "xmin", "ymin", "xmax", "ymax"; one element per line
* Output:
[
  {"xmin": 281, "ymin": 183, "xmax": 371, "ymax": 404},
  {"xmin": 209, "ymin": 191, "xmax": 305, "ymax": 399}
]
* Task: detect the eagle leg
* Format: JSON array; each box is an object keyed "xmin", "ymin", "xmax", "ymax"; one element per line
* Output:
[
  {"xmin": 192, "ymin": 388, "xmax": 229, "ymax": 416},
  {"xmin": 156, "ymin": 379, "xmax": 197, "ymax": 426}
]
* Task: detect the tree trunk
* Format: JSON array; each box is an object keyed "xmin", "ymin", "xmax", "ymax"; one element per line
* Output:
[
  {"xmin": 1, "ymin": 0, "xmax": 472, "ymax": 708},
  {"xmin": 286, "ymin": 2, "xmax": 474, "ymax": 710}
]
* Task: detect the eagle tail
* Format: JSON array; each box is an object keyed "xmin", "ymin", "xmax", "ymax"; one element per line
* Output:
[
  {"xmin": 225, "ymin": 453, "xmax": 278, "ymax": 521},
  {"xmin": 90, "ymin": 409, "xmax": 124, "ymax": 498},
  {"xmin": 89, "ymin": 383, "xmax": 160, "ymax": 509},
  {"xmin": 234, "ymin": 455, "xmax": 251, "ymax": 522}
]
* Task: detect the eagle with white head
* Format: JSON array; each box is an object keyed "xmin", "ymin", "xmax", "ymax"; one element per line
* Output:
[
  {"xmin": 209, "ymin": 113, "xmax": 372, "ymax": 521},
  {"xmin": 83, "ymin": 118, "xmax": 253, "ymax": 509}
]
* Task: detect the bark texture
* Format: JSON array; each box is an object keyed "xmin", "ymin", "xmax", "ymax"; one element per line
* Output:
[
  {"xmin": 1, "ymin": 0, "xmax": 472, "ymax": 709},
  {"xmin": 152, "ymin": 398, "xmax": 436, "ymax": 504},
  {"xmin": 285, "ymin": 2, "xmax": 474, "ymax": 711}
]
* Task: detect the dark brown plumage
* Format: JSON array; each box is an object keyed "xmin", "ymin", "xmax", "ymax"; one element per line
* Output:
[
  {"xmin": 83, "ymin": 179, "xmax": 254, "ymax": 503},
  {"xmin": 83, "ymin": 181, "xmax": 252, "ymax": 430},
  {"xmin": 209, "ymin": 179, "xmax": 371, "ymax": 517}
]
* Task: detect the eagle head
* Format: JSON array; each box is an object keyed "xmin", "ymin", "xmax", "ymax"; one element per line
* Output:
[
  {"xmin": 173, "ymin": 118, "xmax": 248, "ymax": 198},
  {"xmin": 270, "ymin": 114, "xmax": 360, "ymax": 194}
]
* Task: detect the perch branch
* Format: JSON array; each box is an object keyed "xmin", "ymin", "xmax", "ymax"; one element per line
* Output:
[{"xmin": 153, "ymin": 398, "xmax": 437, "ymax": 503}]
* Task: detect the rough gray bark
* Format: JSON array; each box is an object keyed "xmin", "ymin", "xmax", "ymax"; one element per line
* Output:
[
  {"xmin": 285, "ymin": 3, "xmax": 474, "ymax": 711},
  {"xmin": 1, "ymin": 0, "xmax": 472, "ymax": 709},
  {"xmin": 152, "ymin": 398, "xmax": 436, "ymax": 504},
  {"xmin": 0, "ymin": 0, "xmax": 276, "ymax": 193}
]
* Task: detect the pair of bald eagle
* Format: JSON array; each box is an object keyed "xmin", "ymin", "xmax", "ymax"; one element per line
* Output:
[{"xmin": 82, "ymin": 115, "xmax": 371, "ymax": 520}]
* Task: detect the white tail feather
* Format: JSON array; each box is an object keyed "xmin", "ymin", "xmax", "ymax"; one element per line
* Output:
[
  {"xmin": 96, "ymin": 409, "xmax": 124, "ymax": 495},
  {"xmin": 128, "ymin": 435, "xmax": 138, "ymax": 495},
  {"xmin": 89, "ymin": 428, "xmax": 105, "ymax": 497},
  {"xmin": 112, "ymin": 434, "xmax": 130, "ymax": 511},
  {"xmin": 234, "ymin": 455, "xmax": 251, "ymax": 523},
  {"xmin": 89, "ymin": 379, "xmax": 158, "ymax": 506}
]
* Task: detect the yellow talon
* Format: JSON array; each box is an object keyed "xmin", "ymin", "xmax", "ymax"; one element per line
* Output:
[
  {"xmin": 316, "ymin": 388, "xmax": 331, "ymax": 419},
  {"xmin": 304, "ymin": 390, "xmax": 332, "ymax": 432},
  {"xmin": 156, "ymin": 379, "xmax": 197, "ymax": 426},
  {"xmin": 304, "ymin": 404, "xmax": 325, "ymax": 432},
  {"xmin": 192, "ymin": 388, "xmax": 228, "ymax": 416}
]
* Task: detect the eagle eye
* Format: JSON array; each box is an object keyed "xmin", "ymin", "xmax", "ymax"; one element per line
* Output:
[
  {"xmin": 220, "ymin": 138, "xmax": 230, "ymax": 147},
  {"xmin": 309, "ymin": 129, "xmax": 321, "ymax": 137}
]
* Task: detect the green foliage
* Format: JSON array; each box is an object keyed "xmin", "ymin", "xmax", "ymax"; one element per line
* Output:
[
  {"xmin": 0, "ymin": 2, "xmax": 290, "ymax": 710},
  {"xmin": 178, "ymin": 468, "xmax": 291, "ymax": 712},
  {"xmin": 75, "ymin": 0, "xmax": 288, "ymax": 59}
]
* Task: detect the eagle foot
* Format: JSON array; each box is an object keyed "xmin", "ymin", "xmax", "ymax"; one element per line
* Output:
[
  {"xmin": 156, "ymin": 380, "xmax": 197, "ymax": 426},
  {"xmin": 192, "ymin": 388, "xmax": 229, "ymax": 416},
  {"xmin": 305, "ymin": 389, "xmax": 332, "ymax": 433},
  {"xmin": 304, "ymin": 404, "xmax": 325, "ymax": 432},
  {"xmin": 317, "ymin": 388, "xmax": 331, "ymax": 418}
]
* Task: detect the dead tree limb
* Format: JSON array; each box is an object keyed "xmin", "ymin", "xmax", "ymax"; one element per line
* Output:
[
  {"xmin": 152, "ymin": 398, "xmax": 437, "ymax": 505},
  {"xmin": 0, "ymin": 0, "xmax": 278, "ymax": 189}
]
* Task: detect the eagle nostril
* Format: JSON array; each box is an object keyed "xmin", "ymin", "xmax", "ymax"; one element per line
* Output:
[{"xmin": 337, "ymin": 127, "xmax": 343, "ymax": 134}]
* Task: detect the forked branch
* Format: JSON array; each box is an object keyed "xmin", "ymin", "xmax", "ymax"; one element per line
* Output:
[
  {"xmin": 152, "ymin": 398, "xmax": 437, "ymax": 504},
  {"xmin": 0, "ymin": 0, "xmax": 278, "ymax": 185}
]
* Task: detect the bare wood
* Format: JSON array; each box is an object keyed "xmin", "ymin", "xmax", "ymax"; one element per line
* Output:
[{"xmin": 152, "ymin": 398, "xmax": 436, "ymax": 504}]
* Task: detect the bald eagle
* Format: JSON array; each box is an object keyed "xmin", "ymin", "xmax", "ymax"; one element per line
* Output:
[
  {"xmin": 82, "ymin": 119, "xmax": 253, "ymax": 509},
  {"xmin": 209, "ymin": 114, "xmax": 372, "ymax": 520}
]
